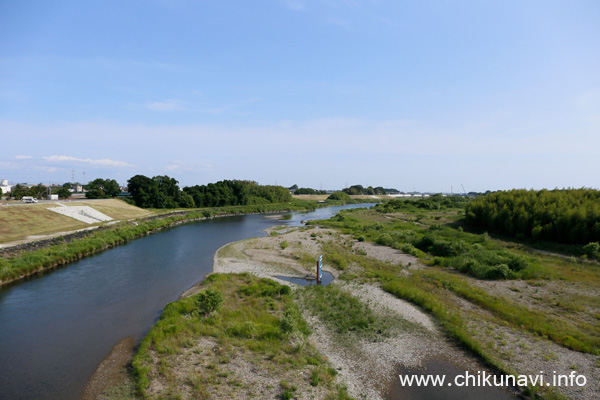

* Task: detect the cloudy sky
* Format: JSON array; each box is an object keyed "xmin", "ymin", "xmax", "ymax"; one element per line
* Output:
[{"xmin": 1, "ymin": 0, "xmax": 599, "ymax": 192}]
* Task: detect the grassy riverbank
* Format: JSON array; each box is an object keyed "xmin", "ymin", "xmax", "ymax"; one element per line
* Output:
[
  {"xmin": 124, "ymin": 218, "xmax": 521, "ymax": 399},
  {"xmin": 101, "ymin": 199, "xmax": 598, "ymax": 399},
  {"xmin": 309, "ymin": 204, "xmax": 600, "ymax": 399},
  {"xmin": 131, "ymin": 273, "xmax": 350, "ymax": 399},
  {"xmin": 0, "ymin": 199, "xmax": 346, "ymax": 286},
  {"xmin": 0, "ymin": 199, "xmax": 151, "ymax": 244}
]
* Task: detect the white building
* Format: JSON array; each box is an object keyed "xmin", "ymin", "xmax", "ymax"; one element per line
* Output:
[{"xmin": 1, "ymin": 179, "xmax": 12, "ymax": 195}]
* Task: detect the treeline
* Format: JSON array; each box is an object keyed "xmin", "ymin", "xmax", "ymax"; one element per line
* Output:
[
  {"xmin": 377, "ymin": 195, "xmax": 470, "ymax": 212},
  {"xmin": 288, "ymin": 184, "xmax": 327, "ymax": 195},
  {"xmin": 127, "ymin": 175, "xmax": 292, "ymax": 209},
  {"xmin": 294, "ymin": 188, "xmax": 327, "ymax": 195},
  {"xmin": 465, "ymin": 189, "xmax": 600, "ymax": 244},
  {"xmin": 183, "ymin": 180, "xmax": 291, "ymax": 207},
  {"xmin": 342, "ymin": 184, "xmax": 389, "ymax": 195},
  {"xmin": 9, "ymin": 184, "xmax": 49, "ymax": 200}
]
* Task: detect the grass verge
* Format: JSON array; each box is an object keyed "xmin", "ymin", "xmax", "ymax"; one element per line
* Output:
[{"xmin": 131, "ymin": 273, "xmax": 350, "ymax": 399}]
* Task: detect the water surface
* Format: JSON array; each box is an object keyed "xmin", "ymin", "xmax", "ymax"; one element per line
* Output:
[
  {"xmin": 275, "ymin": 271, "xmax": 335, "ymax": 286},
  {"xmin": 0, "ymin": 204, "xmax": 372, "ymax": 400}
]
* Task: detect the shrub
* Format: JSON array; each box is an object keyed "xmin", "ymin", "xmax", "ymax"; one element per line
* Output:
[
  {"xmin": 376, "ymin": 233, "xmax": 393, "ymax": 246},
  {"xmin": 193, "ymin": 289, "xmax": 223, "ymax": 316},
  {"xmin": 280, "ymin": 240, "xmax": 289, "ymax": 249},
  {"xmin": 484, "ymin": 264, "xmax": 510, "ymax": 279},
  {"xmin": 583, "ymin": 242, "xmax": 600, "ymax": 259},
  {"xmin": 279, "ymin": 308, "xmax": 300, "ymax": 334},
  {"xmin": 327, "ymin": 191, "xmax": 351, "ymax": 202},
  {"xmin": 416, "ymin": 235, "xmax": 435, "ymax": 251},
  {"xmin": 507, "ymin": 255, "xmax": 529, "ymax": 272},
  {"xmin": 401, "ymin": 243, "xmax": 418, "ymax": 256}
]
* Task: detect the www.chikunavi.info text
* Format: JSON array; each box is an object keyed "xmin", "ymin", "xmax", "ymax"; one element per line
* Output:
[{"xmin": 399, "ymin": 370, "xmax": 587, "ymax": 388}]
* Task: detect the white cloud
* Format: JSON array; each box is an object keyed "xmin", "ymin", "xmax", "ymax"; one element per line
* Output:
[
  {"xmin": 44, "ymin": 155, "xmax": 134, "ymax": 168},
  {"xmin": 14, "ymin": 155, "xmax": 32, "ymax": 159},
  {"xmin": 146, "ymin": 99, "xmax": 183, "ymax": 112}
]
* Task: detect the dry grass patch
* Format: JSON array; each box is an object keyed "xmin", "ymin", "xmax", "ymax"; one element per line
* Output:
[
  {"xmin": 0, "ymin": 200, "xmax": 151, "ymax": 244},
  {"xmin": 292, "ymin": 194, "xmax": 329, "ymax": 201},
  {"xmin": 0, "ymin": 204, "xmax": 89, "ymax": 243},
  {"xmin": 63, "ymin": 199, "xmax": 151, "ymax": 220}
]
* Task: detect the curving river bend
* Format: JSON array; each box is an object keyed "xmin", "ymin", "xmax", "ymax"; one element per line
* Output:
[{"xmin": 0, "ymin": 204, "xmax": 372, "ymax": 400}]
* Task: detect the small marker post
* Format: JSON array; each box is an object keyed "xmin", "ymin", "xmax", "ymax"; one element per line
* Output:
[
  {"xmin": 316, "ymin": 259, "xmax": 319, "ymax": 285},
  {"xmin": 317, "ymin": 255, "xmax": 323, "ymax": 285}
]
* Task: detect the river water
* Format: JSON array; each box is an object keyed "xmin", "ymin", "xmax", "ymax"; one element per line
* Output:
[{"xmin": 0, "ymin": 204, "xmax": 371, "ymax": 400}]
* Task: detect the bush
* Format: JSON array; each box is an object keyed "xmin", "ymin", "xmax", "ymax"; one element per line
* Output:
[
  {"xmin": 279, "ymin": 308, "xmax": 300, "ymax": 334},
  {"xmin": 401, "ymin": 243, "xmax": 418, "ymax": 256},
  {"xmin": 193, "ymin": 289, "xmax": 223, "ymax": 316},
  {"xmin": 376, "ymin": 233, "xmax": 393, "ymax": 246},
  {"xmin": 583, "ymin": 242, "xmax": 600, "ymax": 259},
  {"xmin": 507, "ymin": 255, "xmax": 529, "ymax": 272},
  {"xmin": 327, "ymin": 191, "xmax": 351, "ymax": 202},
  {"xmin": 484, "ymin": 264, "xmax": 511, "ymax": 279},
  {"xmin": 280, "ymin": 240, "xmax": 289, "ymax": 249},
  {"xmin": 416, "ymin": 235, "xmax": 436, "ymax": 251}
]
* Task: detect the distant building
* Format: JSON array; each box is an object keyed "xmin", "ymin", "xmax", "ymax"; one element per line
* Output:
[{"xmin": 1, "ymin": 179, "xmax": 12, "ymax": 194}]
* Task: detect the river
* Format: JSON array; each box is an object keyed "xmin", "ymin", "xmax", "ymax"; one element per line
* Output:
[{"xmin": 0, "ymin": 204, "xmax": 372, "ymax": 400}]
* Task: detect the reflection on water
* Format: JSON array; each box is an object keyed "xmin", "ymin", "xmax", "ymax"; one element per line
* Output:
[{"xmin": 275, "ymin": 271, "xmax": 335, "ymax": 286}]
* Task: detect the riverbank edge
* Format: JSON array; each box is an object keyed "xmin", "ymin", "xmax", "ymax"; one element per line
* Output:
[
  {"xmin": 0, "ymin": 203, "xmax": 325, "ymax": 288},
  {"xmin": 131, "ymin": 225, "xmax": 523, "ymax": 400}
]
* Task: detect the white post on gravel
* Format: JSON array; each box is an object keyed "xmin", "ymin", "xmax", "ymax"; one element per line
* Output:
[{"xmin": 317, "ymin": 255, "xmax": 323, "ymax": 285}]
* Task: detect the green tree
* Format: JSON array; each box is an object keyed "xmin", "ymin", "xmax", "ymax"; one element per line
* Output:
[
  {"xmin": 466, "ymin": 189, "xmax": 600, "ymax": 244},
  {"xmin": 128, "ymin": 175, "xmax": 157, "ymax": 208},
  {"xmin": 86, "ymin": 178, "xmax": 120, "ymax": 199},
  {"xmin": 29, "ymin": 184, "xmax": 48, "ymax": 199},
  {"xmin": 57, "ymin": 187, "xmax": 72, "ymax": 199},
  {"xmin": 11, "ymin": 184, "xmax": 27, "ymax": 200}
]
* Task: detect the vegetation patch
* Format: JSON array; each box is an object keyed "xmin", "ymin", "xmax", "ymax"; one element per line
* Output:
[
  {"xmin": 300, "ymin": 285, "xmax": 387, "ymax": 338},
  {"xmin": 465, "ymin": 188, "xmax": 600, "ymax": 246},
  {"xmin": 308, "ymin": 200, "xmax": 600, "ymax": 399},
  {"xmin": 132, "ymin": 273, "xmax": 348, "ymax": 399}
]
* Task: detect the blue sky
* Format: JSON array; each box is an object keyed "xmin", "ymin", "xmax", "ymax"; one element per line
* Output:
[{"xmin": 1, "ymin": 0, "xmax": 599, "ymax": 192}]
